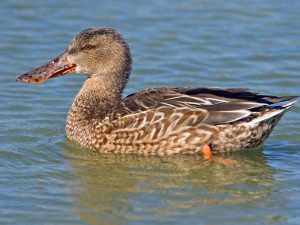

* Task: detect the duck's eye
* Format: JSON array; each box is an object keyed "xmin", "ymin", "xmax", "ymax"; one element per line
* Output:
[{"xmin": 81, "ymin": 44, "xmax": 94, "ymax": 50}]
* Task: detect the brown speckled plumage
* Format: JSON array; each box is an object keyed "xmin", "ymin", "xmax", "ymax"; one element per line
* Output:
[{"xmin": 17, "ymin": 28, "xmax": 298, "ymax": 155}]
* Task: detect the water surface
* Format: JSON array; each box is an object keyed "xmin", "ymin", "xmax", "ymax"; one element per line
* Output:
[{"xmin": 0, "ymin": 1, "xmax": 300, "ymax": 224}]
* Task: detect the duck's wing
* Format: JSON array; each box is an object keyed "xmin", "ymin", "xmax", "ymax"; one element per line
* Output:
[
  {"xmin": 109, "ymin": 87, "xmax": 298, "ymax": 125},
  {"xmin": 103, "ymin": 87, "xmax": 297, "ymax": 153}
]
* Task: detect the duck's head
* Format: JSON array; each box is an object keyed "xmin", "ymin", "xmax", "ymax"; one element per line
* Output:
[{"xmin": 16, "ymin": 28, "xmax": 132, "ymax": 84}]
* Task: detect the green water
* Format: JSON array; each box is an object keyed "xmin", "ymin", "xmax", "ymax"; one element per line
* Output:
[{"xmin": 0, "ymin": 1, "xmax": 299, "ymax": 224}]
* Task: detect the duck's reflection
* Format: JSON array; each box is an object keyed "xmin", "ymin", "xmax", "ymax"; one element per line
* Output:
[{"xmin": 63, "ymin": 143, "xmax": 276, "ymax": 224}]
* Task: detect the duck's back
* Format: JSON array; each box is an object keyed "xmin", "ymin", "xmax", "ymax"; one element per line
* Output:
[{"xmin": 89, "ymin": 87, "xmax": 297, "ymax": 155}]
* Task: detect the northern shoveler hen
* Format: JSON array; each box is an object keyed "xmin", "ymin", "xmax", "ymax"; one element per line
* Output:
[{"xmin": 16, "ymin": 28, "xmax": 298, "ymax": 156}]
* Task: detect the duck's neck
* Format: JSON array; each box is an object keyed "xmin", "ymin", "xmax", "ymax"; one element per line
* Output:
[
  {"xmin": 66, "ymin": 36, "xmax": 132, "ymax": 143},
  {"xmin": 66, "ymin": 73, "xmax": 127, "ymax": 141}
]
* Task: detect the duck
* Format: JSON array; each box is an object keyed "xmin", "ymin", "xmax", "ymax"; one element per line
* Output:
[{"xmin": 16, "ymin": 28, "xmax": 298, "ymax": 156}]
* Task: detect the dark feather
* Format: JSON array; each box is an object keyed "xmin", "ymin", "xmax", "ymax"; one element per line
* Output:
[{"xmin": 108, "ymin": 87, "xmax": 298, "ymax": 125}]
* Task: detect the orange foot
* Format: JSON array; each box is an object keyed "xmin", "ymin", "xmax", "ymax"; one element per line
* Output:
[
  {"xmin": 203, "ymin": 144, "xmax": 212, "ymax": 160},
  {"xmin": 202, "ymin": 144, "xmax": 238, "ymax": 166}
]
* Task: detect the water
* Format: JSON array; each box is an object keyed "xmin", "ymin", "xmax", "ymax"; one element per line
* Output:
[{"xmin": 0, "ymin": 0, "xmax": 300, "ymax": 224}]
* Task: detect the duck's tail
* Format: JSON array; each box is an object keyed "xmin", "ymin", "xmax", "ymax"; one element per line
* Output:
[{"xmin": 251, "ymin": 96, "xmax": 298, "ymax": 124}]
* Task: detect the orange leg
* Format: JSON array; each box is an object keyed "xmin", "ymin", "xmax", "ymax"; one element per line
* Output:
[
  {"xmin": 203, "ymin": 144, "xmax": 212, "ymax": 160},
  {"xmin": 202, "ymin": 144, "xmax": 238, "ymax": 166}
]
